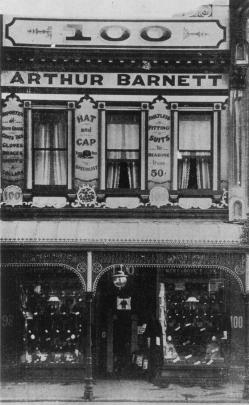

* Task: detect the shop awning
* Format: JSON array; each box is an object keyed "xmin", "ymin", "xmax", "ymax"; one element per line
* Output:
[{"xmin": 0, "ymin": 219, "xmax": 243, "ymax": 247}]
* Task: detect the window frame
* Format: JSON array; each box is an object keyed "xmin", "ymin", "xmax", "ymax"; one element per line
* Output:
[
  {"xmin": 98, "ymin": 103, "xmax": 148, "ymax": 196},
  {"xmin": 171, "ymin": 104, "xmax": 220, "ymax": 197},
  {"xmin": 24, "ymin": 101, "xmax": 74, "ymax": 197}
]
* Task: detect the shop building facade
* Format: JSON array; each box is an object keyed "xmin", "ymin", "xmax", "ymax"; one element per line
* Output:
[{"xmin": 1, "ymin": 1, "xmax": 249, "ymax": 399}]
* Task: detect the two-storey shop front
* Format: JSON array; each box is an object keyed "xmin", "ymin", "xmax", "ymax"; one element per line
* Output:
[{"xmin": 1, "ymin": 6, "xmax": 248, "ymax": 386}]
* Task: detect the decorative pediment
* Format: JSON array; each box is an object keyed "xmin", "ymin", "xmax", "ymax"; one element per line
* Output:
[{"xmin": 174, "ymin": 4, "xmax": 212, "ymax": 18}]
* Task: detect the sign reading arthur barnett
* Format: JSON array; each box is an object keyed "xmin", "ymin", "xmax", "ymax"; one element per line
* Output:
[
  {"xmin": 148, "ymin": 98, "xmax": 171, "ymax": 189},
  {"xmin": 3, "ymin": 71, "xmax": 228, "ymax": 90},
  {"xmin": 74, "ymin": 96, "xmax": 98, "ymax": 189},
  {"xmin": 2, "ymin": 94, "xmax": 24, "ymax": 188}
]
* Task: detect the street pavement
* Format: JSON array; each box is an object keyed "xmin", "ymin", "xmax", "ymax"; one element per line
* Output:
[{"xmin": 0, "ymin": 379, "xmax": 247, "ymax": 404}]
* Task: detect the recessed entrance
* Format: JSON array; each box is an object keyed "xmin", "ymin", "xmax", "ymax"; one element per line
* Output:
[{"xmin": 94, "ymin": 268, "xmax": 157, "ymax": 377}]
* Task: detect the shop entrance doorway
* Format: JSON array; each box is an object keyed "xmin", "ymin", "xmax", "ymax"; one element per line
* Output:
[{"xmin": 95, "ymin": 268, "xmax": 157, "ymax": 378}]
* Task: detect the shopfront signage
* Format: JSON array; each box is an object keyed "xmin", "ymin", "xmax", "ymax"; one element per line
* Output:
[
  {"xmin": 117, "ymin": 297, "xmax": 131, "ymax": 310},
  {"xmin": 2, "ymin": 71, "xmax": 228, "ymax": 90},
  {"xmin": 74, "ymin": 97, "xmax": 98, "ymax": 188},
  {"xmin": 148, "ymin": 98, "xmax": 171, "ymax": 189},
  {"xmin": 230, "ymin": 315, "xmax": 243, "ymax": 329},
  {"xmin": 2, "ymin": 95, "xmax": 24, "ymax": 188},
  {"xmin": 2, "ymin": 185, "xmax": 23, "ymax": 206},
  {"xmin": 4, "ymin": 17, "xmax": 227, "ymax": 49}
]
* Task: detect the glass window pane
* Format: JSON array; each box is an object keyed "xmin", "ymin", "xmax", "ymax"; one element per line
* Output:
[
  {"xmin": 165, "ymin": 280, "xmax": 229, "ymax": 365},
  {"xmin": 179, "ymin": 113, "xmax": 211, "ymax": 151},
  {"xmin": 34, "ymin": 151, "xmax": 67, "ymax": 185},
  {"xmin": 178, "ymin": 157, "xmax": 211, "ymax": 189},
  {"xmin": 107, "ymin": 151, "xmax": 139, "ymax": 160},
  {"xmin": 106, "ymin": 111, "xmax": 140, "ymax": 190},
  {"xmin": 107, "ymin": 161, "xmax": 139, "ymax": 189},
  {"xmin": 107, "ymin": 112, "xmax": 139, "ymax": 150},
  {"xmin": 16, "ymin": 270, "xmax": 86, "ymax": 365},
  {"xmin": 33, "ymin": 111, "xmax": 67, "ymax": 149}
]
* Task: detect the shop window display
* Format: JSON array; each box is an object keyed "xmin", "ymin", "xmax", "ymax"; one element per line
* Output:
[
  {"xmin": 164, "ymin": 280, "xmax": 231, "ymax": 366},
  {"xmin": 19, "ymin": 279, "xmax": 86, "ymax": 365}
]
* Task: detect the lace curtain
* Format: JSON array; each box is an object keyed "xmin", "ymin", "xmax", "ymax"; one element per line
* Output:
[
  {"xmin": 178, "ymin": 113, "xmax": 211, "ymax": 190},
  {"xmin": 107, "ymin": 112, "xmax": 139, "ymax": 189},
  {"xmin": 178, "ymin": 157, "xmax": 211, "ymax": 189},
  {"xmin": 179, "ymin": 113, "xmax": 211, "ymax": 151},
  {"xmin": 33, "ymin": 112, "xmax": 67, "ymax": 186}
]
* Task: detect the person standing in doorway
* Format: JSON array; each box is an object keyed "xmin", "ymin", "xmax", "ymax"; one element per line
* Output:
[{"xmin": 144, "ymin": 313, "xmax": 163, "ymax": 381}]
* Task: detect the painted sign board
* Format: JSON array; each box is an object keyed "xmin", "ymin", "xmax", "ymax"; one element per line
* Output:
[
  {"xmin": 2, "ymin": 95, "xmax": 24, "ymax": 188},
  {"xmin": 2, "ymin": 71, "xmax": 229, "ymax": 90},
  {"xmin": 2, "ymin": 185, "xmax": 23, "ymax": 206},
  {"xmin": 148, "ymin": 98, "xmax": 171, "ymax": 189},
  {"xmin": 117, "ymin": 297, "xmax": 131, "ymax": 310},
  {"xmin": 3, "ymin": 17, "xmax": 227, "ymax": 49},
  {"xmin": 74, "ymin": 97, "xmax": 98, "ymax": 188}
]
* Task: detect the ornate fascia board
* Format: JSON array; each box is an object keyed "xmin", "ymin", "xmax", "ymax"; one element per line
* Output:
[
  {"xmin": 1, "ymin": 250, "xmax": 246, "ymax": 295},
  {"xmin": 0, "ymin": 238, "xmax": 243, "ymax": 249},
  {"xmin": 2, "ymin": 47, "xmax": 230, "ymax": 72},
  {"xmin": 1, "ymin": 262, "xmax": 87, "ymax": 291}
]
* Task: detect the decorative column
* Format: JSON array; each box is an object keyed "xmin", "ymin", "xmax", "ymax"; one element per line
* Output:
[
  {"xmin": 98, "ymin": 102, "xmax": 106, "ymax": 191},
  {"xmin": 84, "ymin": 251, "xmax": 94, "ymax": 401},
  {"xmin": 243, "ymin": 254, "xmax": 249, "ymax": 399}
]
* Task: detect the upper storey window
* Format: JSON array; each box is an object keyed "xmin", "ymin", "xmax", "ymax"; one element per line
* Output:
[
  {"xmin": 178, "ymin": 112, "xmax": 212, "ymax": 190},
  {"xmin": 24, "ymin": 102, "xmax": 73, "ymax": 196},
  {"xmin": 106, "ymin": 111, "xmax": 140, "ymax": 190},
  {"xmin": 33, "ymin": 110, "xmax": 67, "ymax": 187},
  {"xmin": 172, "ymin": 104, "xmax": 220, "ymax": 195}
]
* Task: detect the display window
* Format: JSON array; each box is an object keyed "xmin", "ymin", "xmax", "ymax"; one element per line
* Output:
[
  {"xmin": 1, "ymin": 268, "xmax": 86, "ymax": 367},
  {"xmin": 162, "ymin": 279, "xmax": 231, "ymax": 366}
]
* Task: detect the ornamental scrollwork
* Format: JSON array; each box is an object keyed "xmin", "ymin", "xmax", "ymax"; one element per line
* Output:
[
  {"xmin": 2, "ymin": 251, "xmax": 88, "ymax": 267},
  {"xmin": 93, "ymin": 251, "xmax": 245, "ymax": 277},
  {"xmin": 93, "ymin": 262, "xmax": 103, "ymax": 274},
  {"xmin": 76, "ymin": 261, "xmax": 87, "ymax": 273},
  {"xmin": 76, "ymin": 261, "xmax": 102, "ymax": 274},
  {"xmin": 175, "ymin": 5, "xmax": 212, "ymax": 18},
  {"xmin": 71, "ymin": 185, "xmax": 105, "ymax": 208}
]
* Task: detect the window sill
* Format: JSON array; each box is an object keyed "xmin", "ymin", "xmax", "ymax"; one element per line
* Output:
[
  {"xmin": 172, "ymin": 190, "xmax": 221, "ymax": 198},
  {"xmin": 32, "ymin": 188, "xmax": 69, "ymax": 197},
  {"xmin": 0, "ymin": 205, "xmax": 228, "ymax": 220},
  {"xmin": 97, "ymin": 189, "xmax": 149, "ymax": 204},
  {"xmin": 104, "ymin": 189, "xmax": 142, "ymax": 197},
  {"xmin": 169, "ymin": 190, "xmax": 223, "ymax": 203}
]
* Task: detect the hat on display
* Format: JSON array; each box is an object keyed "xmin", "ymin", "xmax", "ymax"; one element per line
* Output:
[{"xmin": 186, "ymin": 297, "xmax": 199, "ymax": 303}]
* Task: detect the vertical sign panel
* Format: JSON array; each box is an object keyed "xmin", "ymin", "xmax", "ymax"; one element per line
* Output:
[
  {"xmin": 74, "ymin": 96, "xmax": 98, "ymax": 189},
  {"xmin": 2, "ymin": 94, "xmax": 24, "ymax": 188},
  {"xmin": 148, "ymin": 98, "xmax": 171, "ymax": 190}
]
